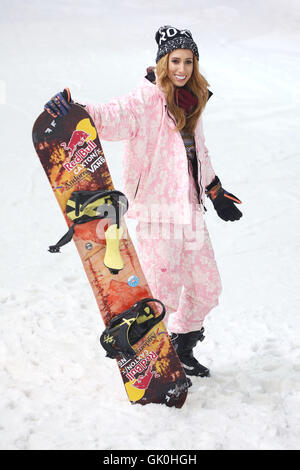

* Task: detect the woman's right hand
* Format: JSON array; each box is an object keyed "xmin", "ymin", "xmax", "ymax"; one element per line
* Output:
[{"xmin": 44, "ymin": 88, "xmax": 72, "ymax": 118}]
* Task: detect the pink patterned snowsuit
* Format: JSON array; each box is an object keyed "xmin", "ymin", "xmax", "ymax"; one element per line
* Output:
[{"xmin": 86, "ymin": 76, "xmax": 222, "ymax": 333}]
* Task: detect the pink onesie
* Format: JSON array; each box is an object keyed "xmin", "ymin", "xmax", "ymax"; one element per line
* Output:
[{"xmin": 135, "ymin": 177, "xmax": 222, "ymax": 334}]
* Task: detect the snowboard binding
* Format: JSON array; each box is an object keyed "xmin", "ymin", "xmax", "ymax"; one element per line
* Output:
[
  {"xmin": 49, "ymin": 189, "xmax": 128, "ymax": 274},
  {"xmin": 100, "ymin": 298, "xmax": 166, "ymax": 359}
]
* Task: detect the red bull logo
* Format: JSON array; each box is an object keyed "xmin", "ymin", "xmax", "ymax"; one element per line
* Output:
[
  {"xmin": 126, "ymin": 351, "xmax": 159, "ymax": 390},
  {"xmin": 131, "ymin": 364, "xmax": 160, "ymax": 390},
  {"xmin": 61, "ymin": 130, "xmax": 90, "ymax": 159},
  {"xmin": 60, "ymin": 119, "xmax": 104, "ymax": 176},
  {"xmin": 61, "ymin": 129, "xmax": 101, "ymax": 173}
]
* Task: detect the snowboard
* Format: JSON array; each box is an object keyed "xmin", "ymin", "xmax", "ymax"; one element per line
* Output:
[{"xmin": 32, "ymin": 103, "xmax": 189, "ymax": 407}]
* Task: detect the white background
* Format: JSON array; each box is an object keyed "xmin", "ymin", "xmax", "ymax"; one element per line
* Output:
[{"xmin": 0, "ymin": 0, "xmax": 299, "ymax": 450}]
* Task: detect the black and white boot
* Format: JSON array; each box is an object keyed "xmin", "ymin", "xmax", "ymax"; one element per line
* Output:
[{"xmin": 171, "ymin": 328, "xmax": 210, "ymax": 377}]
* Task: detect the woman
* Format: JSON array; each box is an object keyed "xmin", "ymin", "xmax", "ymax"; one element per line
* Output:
[{"xmin": 45, "ymin": 25, "xmax": 242, "ymax": 378}]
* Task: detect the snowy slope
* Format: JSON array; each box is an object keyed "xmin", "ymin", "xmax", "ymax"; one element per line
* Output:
[{"xmin": 0, "ymin": 0, "xmax": 299, "ymax": 450}]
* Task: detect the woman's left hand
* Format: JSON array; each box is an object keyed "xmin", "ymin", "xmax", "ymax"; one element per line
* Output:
[{"xmin": 206, "ymin": 176, "xmax": 242, "ymax": 222}]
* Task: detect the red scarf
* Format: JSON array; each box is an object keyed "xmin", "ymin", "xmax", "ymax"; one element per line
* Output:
[{"xmin": 174, "ymin": 87, "xmax": 198, "ymax": 115}]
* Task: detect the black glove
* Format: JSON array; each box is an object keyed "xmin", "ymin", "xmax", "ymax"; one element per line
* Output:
[
  {"xmin": 206, "ymin": 176, "xmax": 242, "ymax": 222},
  {"xmin": 44, "ymin": 88, "xmax": 72, "ymax": 118}
]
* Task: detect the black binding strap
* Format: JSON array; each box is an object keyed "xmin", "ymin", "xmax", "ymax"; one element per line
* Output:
[
  {"xmin": 49, "ymin": 224, "xmax": 75, "ymax": 253},
  {"xmin": 100, "ymin": 298, "xmax": 166, "ymax": 359},
  {"xmin": 48, "ymin": 189, "xmax": 128, "ymax": 253}
]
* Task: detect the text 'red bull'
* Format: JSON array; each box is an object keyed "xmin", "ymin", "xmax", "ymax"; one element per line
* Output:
[
  {"xmin": 62, "ymin": 139, "xmax": 97, "ymax": 172},
  {"xmin": 126, "ymin": 351, "xmax": 158, "ymax": 386}
]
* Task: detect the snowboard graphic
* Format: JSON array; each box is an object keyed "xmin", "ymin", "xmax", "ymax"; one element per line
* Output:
[{"xmin": 32, "ymin": 104, "xmax": 189, "ymax": 407}]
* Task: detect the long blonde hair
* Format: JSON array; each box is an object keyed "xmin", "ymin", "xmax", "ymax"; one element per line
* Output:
[{"xmin": 155, "ymin": 53, "xmax": 210, "ymax": 134}]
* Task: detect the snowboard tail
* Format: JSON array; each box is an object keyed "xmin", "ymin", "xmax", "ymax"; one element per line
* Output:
[{"xmin": 32, "ymin": 104, "xmax": 188, "ymax": 407}]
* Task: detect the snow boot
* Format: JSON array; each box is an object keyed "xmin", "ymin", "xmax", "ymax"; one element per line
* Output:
[{"xmin": 171, "ymin": 328, "xmax": 210, "ymax": 377}]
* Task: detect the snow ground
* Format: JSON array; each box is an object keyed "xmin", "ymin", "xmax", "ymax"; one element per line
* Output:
[{"xmin": 0, "ymin": 0, "xmax": 299, "ymax": 450}]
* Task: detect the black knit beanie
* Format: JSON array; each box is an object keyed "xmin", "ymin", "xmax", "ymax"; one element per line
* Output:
[{"xmin": 155, "ymin": 25, "xmax": 199, "ymax": 63}]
